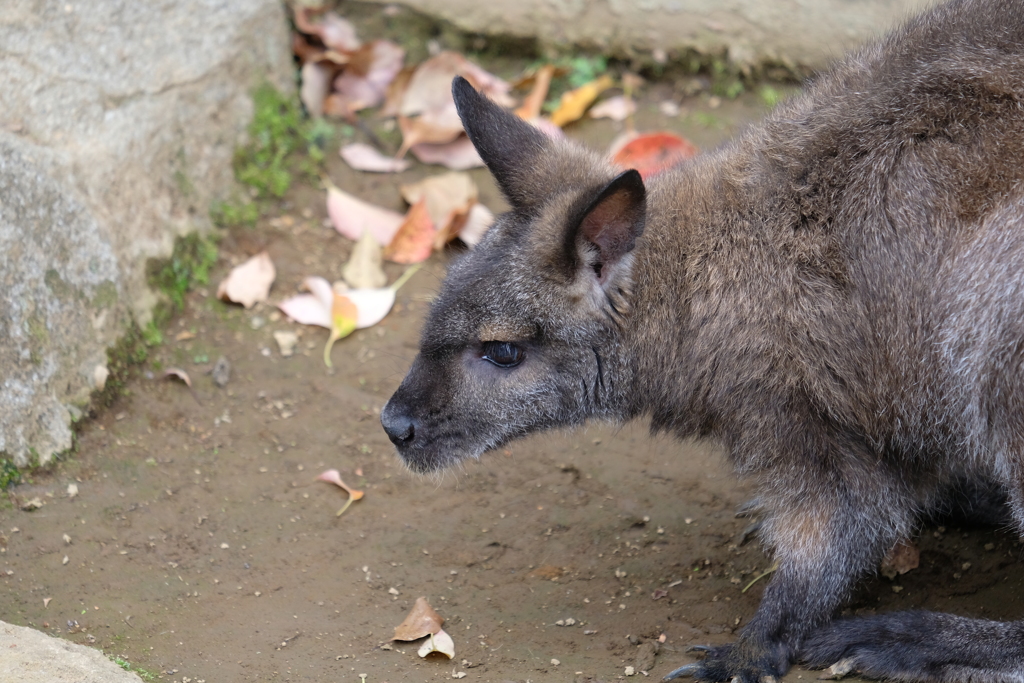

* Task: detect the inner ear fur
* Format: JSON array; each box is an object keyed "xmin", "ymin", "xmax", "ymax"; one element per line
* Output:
[
  {"xmin": 565, "ymin": 169, "xmax": 647, "ymax": 284},
  {"xmin": 452, "ymin": 75, "xmax": 549, "ymax": 208}
]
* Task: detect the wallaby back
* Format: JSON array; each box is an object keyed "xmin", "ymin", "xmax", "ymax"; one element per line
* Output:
[{"xmin": 382, "ymin": 0, "xmax": 1024, "ymax": 680}]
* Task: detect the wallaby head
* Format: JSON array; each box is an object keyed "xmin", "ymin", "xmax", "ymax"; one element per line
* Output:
[{"xmin": 381, "ymin": 76, "xmax": 646, "ymax": 473}]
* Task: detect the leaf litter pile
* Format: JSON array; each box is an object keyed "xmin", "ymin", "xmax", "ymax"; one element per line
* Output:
[{"xmin": 202, "ymin": 3, "xmax": 704, "ymax": 674}]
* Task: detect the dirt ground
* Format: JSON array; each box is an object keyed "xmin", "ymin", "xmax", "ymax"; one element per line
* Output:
[{"xmin": 3, "ymin": 25, "xmax": 1024, "ymax": 683}]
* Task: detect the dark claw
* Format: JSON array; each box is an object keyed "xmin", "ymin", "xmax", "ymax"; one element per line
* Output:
[
  {"xmin": 664, "ymin": 663, "xmax": 705, "ymax": 680},
  {"xmin": 735, "ymin": 497, "xmax": 762, "ymax": 518},
  {"xmin": 738, "ymin": 520, "xmax": 762, "ymax": 545},
  {"xmin": 686, "ymin": 644, "xmax": 713, "ymax": 653}
]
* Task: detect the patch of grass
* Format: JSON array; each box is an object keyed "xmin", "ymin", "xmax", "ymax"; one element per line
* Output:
[
  {"xmin": 210, "ymin": 200, "xmax": 259, "ymax": 228},
  {"xmin": 709, "ymin": 58, "xmax": 744, "ymax": 99},
  {"xmin": 111, "ymin": 655, "xmax": 157, "ymax": 682},
  {"xmin": 758, "ymin": 84, "xmax": 783, "ymax": 108},
  {"xmin": 233, "ymin": 83, "xmax": 333, "ymax": 200},
  {"xmin": 535, "ymin": 53, "xmax": 610, "ymax": 113},
  {"xmin": 148, "ymin": 233, "xmax": 219, "ymax": 312}
]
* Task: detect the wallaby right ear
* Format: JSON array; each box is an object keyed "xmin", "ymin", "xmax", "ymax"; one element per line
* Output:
[{"xmin": 453, "ymin": 76, "xmax": 549, "ymax": 208}]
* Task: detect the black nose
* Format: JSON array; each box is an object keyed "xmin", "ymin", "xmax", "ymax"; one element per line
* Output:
[{"xmin": 381, "ymin": 402, "xmax": 416, "ymax": 446}]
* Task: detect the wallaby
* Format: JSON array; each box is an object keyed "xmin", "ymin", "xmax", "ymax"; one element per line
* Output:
[{"xmin": 381, "ymin": 0, "xmax": 1024, "ymax": 680}]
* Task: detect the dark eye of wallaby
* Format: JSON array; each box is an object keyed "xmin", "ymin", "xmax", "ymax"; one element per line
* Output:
[{"xmin": 481, "ymin": 341, "xmax": 524, "ymax": 368}]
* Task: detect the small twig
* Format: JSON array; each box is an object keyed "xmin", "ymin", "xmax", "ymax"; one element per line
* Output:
[
  {"xmin": 742, "ymin": 562, "xmax": 779, "ymax": 593},
  {"xmin": 123, "ymin": 615, "xmax": 134, "ymax": 629},
  {"xmin": 345, "ymin": 112, "xmax": 392, "ymax": 156}
]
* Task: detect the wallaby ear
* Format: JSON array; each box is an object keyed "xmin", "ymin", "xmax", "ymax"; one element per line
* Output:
[
  {"xmin": 452, "ymin": 75, "xmax": 549, "ymax": 208},
  {"xmin": 568, "ymin": 169, "xmax": 646, "ymax": 284}
]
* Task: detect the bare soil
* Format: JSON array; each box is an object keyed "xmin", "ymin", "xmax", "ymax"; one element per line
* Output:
[{"xmin": 2, "ymin": 61, "xmax": 1022, "ymax": 683}]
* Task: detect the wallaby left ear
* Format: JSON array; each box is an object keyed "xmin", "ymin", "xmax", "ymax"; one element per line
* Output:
[{"xmin": 569, "ymin": 169, "xmax": 646, "ymax": 284}]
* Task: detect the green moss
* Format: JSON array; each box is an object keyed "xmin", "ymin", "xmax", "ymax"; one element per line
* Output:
[
  {"xmin": 0, "ymin": 457, "xmax": 21, "ymax": 491},
  {"xmin": 90, "ymin": 280, "xmax": 118, "ymax": 309},
  {"xmin": 94, "ymin": 321, "xmax": 149, "ymax": 408},
  {"xmin": 148, "ymin": 233, "xmax": 219, "ymax": 311}
]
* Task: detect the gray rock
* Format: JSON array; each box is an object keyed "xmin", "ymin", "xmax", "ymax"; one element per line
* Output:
[
  {"xmin": 370, "ymin": 0, "xmax": 937, "ymax": 71},
  {"xmin": 0, "ymin": 620, "xmax": 143, "ymax": 682},
  {"xmin": 0, "ymin": 0, "xmax": 293, "ymax": 465}
]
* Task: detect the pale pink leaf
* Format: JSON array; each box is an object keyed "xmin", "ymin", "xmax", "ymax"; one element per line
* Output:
[
  {"xmin": 399, "ymin": 172, "xmax": 478, "ymax": 235},
  {"xmin": 409, "ymin": 136, "xmax": 484, "ymax": 170},
  {"xmin": 216, "ymin": 252, "xmax": 275, "ymax": 309},
  {"xmin": 529, "ymin": 116, "xmax": 566, "ymax": 140},
  {"xmin": 294, "ymin": 9, "xmax": 360, "ymax": 52},
  {"xmin": 347, "ymin": 288, "xmax": 397, "ymax": 329},
  {"xmin": 589, "ymin": 95, "xmax": 637, "ymax": 121},
  {"xmin": 300, "ymin": 62, "xmax": 333, "ymax": 118},
  {"xmin": 331, "ymin": 40, "xmax": 405, "ymax": 114},
  {"xmin": 458, "ymin": 203, "xmax": 495, "ymax": 247},
  {"xmin": 417, "ymin": 628, "xmax": 455, "ymax": 659},
  {"xmin": 277, "ymin": 293, "xmax": 331, "ymax": 329},
  {"xmin": 326, "ymin": 184, "xmax": 404, "ymax": 245},
  {"xmin": 340, "ymin": 143, "xmax": 410, "ymax": 173}
]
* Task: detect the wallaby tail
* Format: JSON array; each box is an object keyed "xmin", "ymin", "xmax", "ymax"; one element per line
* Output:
[{"xmin": 802, "ymin": 611, "xmax": 1024, "ymax": 682}]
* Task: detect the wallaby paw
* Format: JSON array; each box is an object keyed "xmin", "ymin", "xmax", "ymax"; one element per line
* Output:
[{"xmin": 663, "ymin": 642, "xmax": 788, "ymax": 683}]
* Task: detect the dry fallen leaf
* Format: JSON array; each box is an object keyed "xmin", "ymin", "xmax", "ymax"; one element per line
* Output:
[
  {"xmin": 880, "ymin": 538, "xmax": 920, "ymax": 579},
  {"xmin": 342, "ymin": 229, "xmax": 387, "ymax": 289},
  {"xmin": 418, "ymin": 629, "xmax": 455, "ymax": 659},
  {"xmin": 399, "ymin": 172, "xmax": 478, "ymax": 247},
  {"xmin": 396, "ymin": 113, "xmax": 464, "ymax": 158},
  {"xmin": 340, "ymin": 142, "xmax": 410, "ymax": 173},
  {"xmin": 550, "ymin": 74, "xmax": 615, "ymax": 127},
  {"xmin": 278, "ymin": 267, "xmax": 419, "ymax": 366},
  {"xmin": 409, "ymin": 136, "xmax": 484, "ymax": 170},
  {"xmin": 394, "ymin": 51, "xmax": 512, "ymax": 157},
  {"xmin": 399, "ymin": 51, "xmax": 512, "ymax": 119},
  {"xmin": 458, "ymin": 203, "xmax": 495, "ymax": 247},
  {"xmin": 324, "ymin": 176, "xmax": 404, "ymax": 245},
  {"xmin": 162, "ymin": 368, "xmax": 192, "ymax": 388},
  {"xmin": 610, "ymin": 131, "xmax": 699, "ymax": 179},
  {"xmin": 328, "ymin": 40, "xmax": 405, "ymax": 115},
  {"xmin": 383, "ymin": 199, "xmax": 435, "ymax": 264},
  {"xmin": 394, "ymin": 596, "xmax": 445, "ymax": 640},
  {"xmin": 590, "ymin": 95, "xmax": 637, "ymax": 122},
  {"xmin": 515, "ymin": 64, "xmax": 557, "ymax": 120},
  {"xmin": 316, "ymin": 468, "xmax": 365, "ymax": 516},
  {"xmin": 293, "ymin": 8, "xmax": 361, "ymax": 53},
  {"xmin": 217, "ymin": 252, "xmax": 276, "ymax": 309},
  {"xmin": 300, "ymin": 61, "xmax": 334, "ymax": 117}
]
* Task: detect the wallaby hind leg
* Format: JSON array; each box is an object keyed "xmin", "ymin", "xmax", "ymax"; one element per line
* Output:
[
  {"xmin": 801, "ymin": 478, "xmax": 1024, "ymax": 682},
  {"xmin": 668, "ymin": 480, "xmax": 905, "ymax": 683},
  {"xmin": 802, "ymin": 612, "xmax": 1024, "ymax": 682}
]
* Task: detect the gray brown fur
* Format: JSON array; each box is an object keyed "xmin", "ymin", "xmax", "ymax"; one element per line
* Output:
[{"xmin": 381, "ymin": 0, "xmax": 1024, "ymax": 680}]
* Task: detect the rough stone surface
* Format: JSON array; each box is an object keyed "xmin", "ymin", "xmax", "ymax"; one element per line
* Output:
[
  {"xmin": 373, "ymin": 0, "xmax": 938, "ymax": 69},
  {"xmin": 0, "ymin": 0, "xmax": 293, "ymax": 466},
  {"xmin": 0, "ymin": 620, "xmax": 142, "ymax": 682}
]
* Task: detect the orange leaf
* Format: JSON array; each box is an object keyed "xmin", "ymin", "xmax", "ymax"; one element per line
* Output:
[
  {"xmin": 384, "ymin": 199, "xmax": 436, "ymax": 264},
  {"xmin": 549, "ymin": 74, "xmax": 614, "ymax": 127},
  {"xmin": 610, "ymin": 131, "xmax": 699, "ymax": 179},
  {"xmin": 316, "ymin": 468, "xmax": 365, "ymax": 516},
  {"xmin": 393, "ymin": 597, "xmax": 445, "ymax": 641},
  {"xmin": 515, "ymin": 64, "xmax": 556, "ymax": 120}
]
